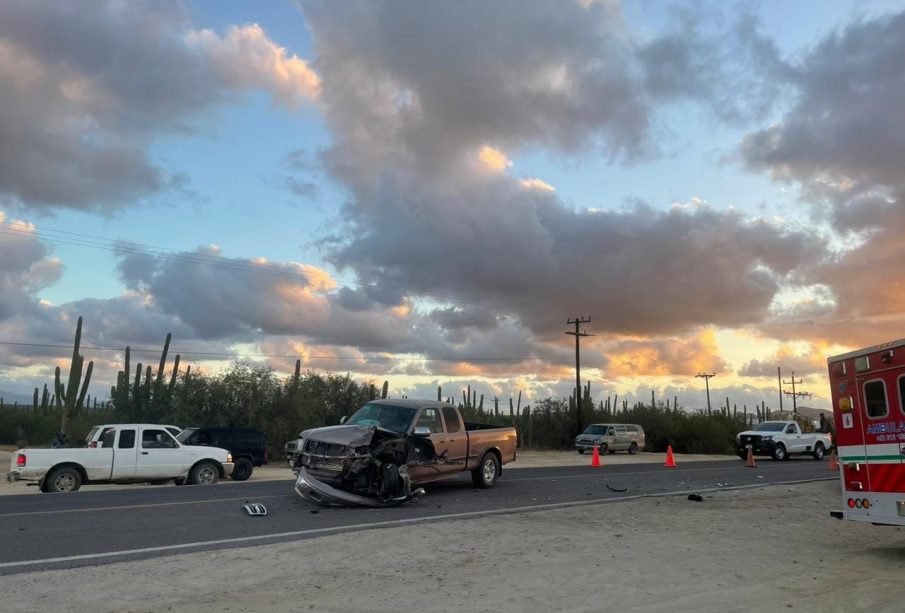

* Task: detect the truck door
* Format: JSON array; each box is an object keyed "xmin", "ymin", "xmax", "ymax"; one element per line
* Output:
[
  {"xmin": 111, "ymin": 428, "xmax": 138, "ymax": 479},
  {"xmin": 408, "ymin": 407, "xmax": 449, "ymax": 481},
  {"xmin": 785, "ymin": 423, "xmax": 803, "ymax": 453},
  {"xmin": 440, "ymin": 406, "xmax": 468, "ymax": 470},
  {"xmin": 135, "ymin": 427, "xmax": 185, "ymax": 479}
]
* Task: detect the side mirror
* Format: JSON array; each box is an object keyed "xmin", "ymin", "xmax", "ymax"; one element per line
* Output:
[
  {"xmin": 411, "ymin": 427, "xmax": 431, "ymax": 438},
  {"xmin": 339, "ymin": 416, "xmax": 347, "ymax": 424}
]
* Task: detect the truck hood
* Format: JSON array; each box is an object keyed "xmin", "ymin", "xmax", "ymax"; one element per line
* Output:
[
  {"xmin": 182, "ymin": 444, "xmax": 230, "ymax": 458},
  {"xmin": 299, "ymin": 425, "xmax": 393, "ymax": 447},
  {"xmin": 737, "ymin": 431, "xmax": 778, "ymax": 438}
]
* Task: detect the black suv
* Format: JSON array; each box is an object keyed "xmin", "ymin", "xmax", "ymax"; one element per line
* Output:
[{"xmin": 177, "ymin": 427, "xmax": 267, "ymax": 481}]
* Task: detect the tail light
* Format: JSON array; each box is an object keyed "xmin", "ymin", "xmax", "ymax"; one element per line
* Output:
[{"xmin": 16, "ymin": 453, "xmax": 26, "ymax": 467}]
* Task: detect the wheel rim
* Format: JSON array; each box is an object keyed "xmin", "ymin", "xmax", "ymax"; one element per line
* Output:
[
  {"xmin": 483, "ymin": 458, "xmax": 497, "ymax": 484},
  {"xmin": 198, "ymin": 466, "xmax": 217, "ymax": 484},
  {"xmin": 776, "ymin": 448, "xmax": 785, "ymax": 459},
  {"xmin": 55, "ymin": 473, "xmax": 76, "ymax": 491}
]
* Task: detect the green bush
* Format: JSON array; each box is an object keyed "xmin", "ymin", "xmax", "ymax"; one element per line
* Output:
[{"xmin": 2, "ymin": 364, "xmax": 753, "ymax": 456}]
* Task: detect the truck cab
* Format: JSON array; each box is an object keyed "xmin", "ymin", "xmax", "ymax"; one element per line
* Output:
[{"xmin": 735, "ymin": 420, "xmax": 830, "ymax": 461}]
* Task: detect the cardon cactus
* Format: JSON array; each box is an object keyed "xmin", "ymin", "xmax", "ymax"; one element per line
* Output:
[{"xmin": 58, "ymin": 316, "xmax": 94, "ymax": 437}]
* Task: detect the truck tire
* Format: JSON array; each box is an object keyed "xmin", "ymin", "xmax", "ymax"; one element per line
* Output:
[
  {"xmin": 628, "ymin": 443, "xmax": 638, "ymax": 455},
  {"xmin": 772, "ymin": 444, "xmax": 788, "ymax": 461},
  {"xmin": 42, "ymin": 466, "xmax": 82, "ymax": 493},
  {"xmin": 578, "ymin": 449, "xmax": 585, "ymax": 455},
  {"xmin": 813, "ymin": 443, "xmax": 825, "ymax": 461},
  {"xmin": 472, "ymin": 452, "xmax": 500, "ymax": 489},
  {"xmin": 188, "ymin": 462, "xmax": 220, "ymax": 485},
  {"xmin": 231, "ymin": 458, "xmax": 254, "ymax": 481}
]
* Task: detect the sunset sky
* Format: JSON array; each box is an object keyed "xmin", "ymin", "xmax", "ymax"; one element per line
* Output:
[{"xmin": 2, "ymin": 0, "xmax": 904, "ymax": 412}]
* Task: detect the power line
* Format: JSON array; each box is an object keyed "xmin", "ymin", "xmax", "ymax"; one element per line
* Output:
[
  {"xmin": 8, "ymin": 219, "xmax": 905, "ymax": 331},
  {"xmin": 0, "ymin": 220, "xmax": 549, "ymax": 317}
]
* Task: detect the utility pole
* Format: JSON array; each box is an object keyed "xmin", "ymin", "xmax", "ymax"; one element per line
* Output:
[
  {"xmin": 782, "ymin": 371, "xmax": 808, "ymax": 415},
  {"xmin": 777, "ymin": 366, "xmax": 783, "ymax": 413},
  {"xmin": 696, "ymin": 373, "xmax": 715, "ymax": 414},
  {"xmin": 565, "ymin": 316, "xmax": 592, "ymax": 435}
]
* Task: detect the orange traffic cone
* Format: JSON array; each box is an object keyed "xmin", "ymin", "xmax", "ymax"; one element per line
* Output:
[
  {"xmin": 591, "ymin": 445, "xmax": 602, "ymax": 467},
  {"xmin": 745, "ymin": 447, "xmax": 757, "ymax": 468},
  {"xmin": 664, "ymin": 445, "xmax": 677, "ymax": 468},
  {"xmin": 827, "ymin": 448, "xmax": 839, "ymax": 471}
]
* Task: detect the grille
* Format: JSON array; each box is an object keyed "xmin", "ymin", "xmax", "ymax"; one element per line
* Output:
[
  {"xmin": 300, "ymin": 439, "xmax": 350, "ymax": 472},
  {"xmin": 740, "ymin": 434, "xmax": 762, "ymax": 445}
]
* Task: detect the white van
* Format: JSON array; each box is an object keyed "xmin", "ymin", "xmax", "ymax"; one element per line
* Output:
[{"xmin": 575, "ymin": 423, "xmax": 645, "ymax": 455}]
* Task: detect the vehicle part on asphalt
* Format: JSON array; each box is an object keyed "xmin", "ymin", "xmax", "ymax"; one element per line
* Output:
[
  {"xmin": 242, "ymin": 503, "xmax": 268, "ymax": 516},
  {"xmin": 296, "ymin": 466, "xmax": 426, "ymax": 507},
  {"xmin": 606, "ymin": 484, "xmax": 628, "ymax": 493}
]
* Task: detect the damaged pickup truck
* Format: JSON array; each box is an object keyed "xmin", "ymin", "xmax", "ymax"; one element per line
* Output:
[{"xmin": 293, "ymin": 399, "xmax": 518, "ymax": 507}]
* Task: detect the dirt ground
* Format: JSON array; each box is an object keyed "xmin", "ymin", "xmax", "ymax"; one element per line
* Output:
[{"xmin": 3, "ymin": 480, "xmax": 903, "ymax": 613}]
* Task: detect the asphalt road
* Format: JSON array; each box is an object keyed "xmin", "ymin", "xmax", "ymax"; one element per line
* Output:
[{"xmin": 0, "ymin": 458, "xmax": 835, "ymax": 575}]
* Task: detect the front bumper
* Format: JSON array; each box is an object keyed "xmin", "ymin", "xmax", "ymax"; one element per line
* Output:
[
  {"xmin": 575, "ymin": 439, "xmax": 605, "ymax": 451},
  {"xmin": 221, "ymin": 462, "xmax": 235, "ymax": 476},
  {"xmin": 294, "ymin": 467, "xmax": 425, "ymax": 508},
  {"xmin": 737, "ymin": 440, "xmax": 777, "ymax": 456}
]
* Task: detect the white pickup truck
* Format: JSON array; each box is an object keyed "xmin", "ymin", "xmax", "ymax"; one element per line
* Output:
[
  {"xmin": 7, "ymin": 423, "xmax": 234, "ymax": 492},
  {"xmin": 735, "ymin": 420, "xmax": 832, "ymax": 461}
]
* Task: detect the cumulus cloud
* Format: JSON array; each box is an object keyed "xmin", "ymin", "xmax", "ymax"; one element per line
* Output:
[
  {"xmin": 300, "ymin": 0, "xmax": 828, "ymax": 342},
  {"xmin": 602, "ymin": 331, "xmax": 727, "ymax": 378},
  {"xmin": 0, "ymin": 213, "xmax": 62, "ymax": 320},
  {"xmin": 738, "ymin": 10, "xmax": 905, "ymax": 347},
  {"xmin": 0, "ymin": 0, "xmax": 317, "ymax": 212}
]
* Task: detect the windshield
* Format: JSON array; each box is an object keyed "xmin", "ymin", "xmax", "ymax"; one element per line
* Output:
[
  {"xmin": 176, "ymin": 428, "xmax": 198, "ymax": 443},
  {"xmin": 752, "ymin": 422, "xmax": 786, "ymax": 432},
  {"xmin": 583, "ymin": 425, "xmax": 607, "ymax": 435},
  {"xmin": 345, "ymin": 403, "xmax": 418, "ymax": 434}
]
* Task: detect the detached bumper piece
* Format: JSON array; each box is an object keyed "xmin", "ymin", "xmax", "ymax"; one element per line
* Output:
[
  {"xmin": 294, "ymin": 467, "xmax": 425, "ymax": 508},
  {"xmin": 242, "ymin": 503, "xmax": 268, "ymax": 516}
]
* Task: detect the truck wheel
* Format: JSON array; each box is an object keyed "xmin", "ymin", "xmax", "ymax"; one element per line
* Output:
[
  {"xmin": 472, "ymin": 452, "xmax": 500, "ymax": 489},
  {"xmin": 43, "ymin": 467, "xmax": 82, "ymax": 493},
  {"xmin": 231, "ymin": 458, "xmax": 254, "ymax": 481},
  {"xmin": 578, "ymin": 449, "xmax": 585, "ymax": 455},
  {"xmin": 188, "ymin": 462, "xmax": 220, "ymax": 485},
  {"xmin": 772, "ymin": 444, "xmax": 787, "ymax": 461},
  {"xmin": 813, "ymin": 443, "xmax": 825, "ymax": 461},
  {"xmin": 628, "ymin": 443, "xmax": 638, "ymax": 455}
]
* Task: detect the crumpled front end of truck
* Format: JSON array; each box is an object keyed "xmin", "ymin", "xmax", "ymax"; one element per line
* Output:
[{"xmin": 293, "ymin": 425, "xmax": 443, "ymax": 507}]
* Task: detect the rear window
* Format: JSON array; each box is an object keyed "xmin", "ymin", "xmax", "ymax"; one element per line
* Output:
[
  {"xmin": 864, "ymin": 380, "xmax": 888, "ymax": 418},
  {"xmin": 118, "ymin": 429, "xmax": 136, "ymax": 449},
  {"xmin": 442, "ymin": 407, "xmax": 461, "ymax": 433}
]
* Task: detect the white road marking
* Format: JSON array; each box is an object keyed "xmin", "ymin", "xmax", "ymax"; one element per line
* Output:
[
  {"xmin": 0, "ymin": 495, "xmax": 285, "ymax": 518},
  {"xmin": 0, "ymin": 477, "xmax": 835, "ymax": 571}
]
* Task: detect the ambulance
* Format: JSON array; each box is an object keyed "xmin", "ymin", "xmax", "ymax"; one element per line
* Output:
[{"xmin": 827, "ymin": 338, "xmax": 905, "ymax": 525}]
